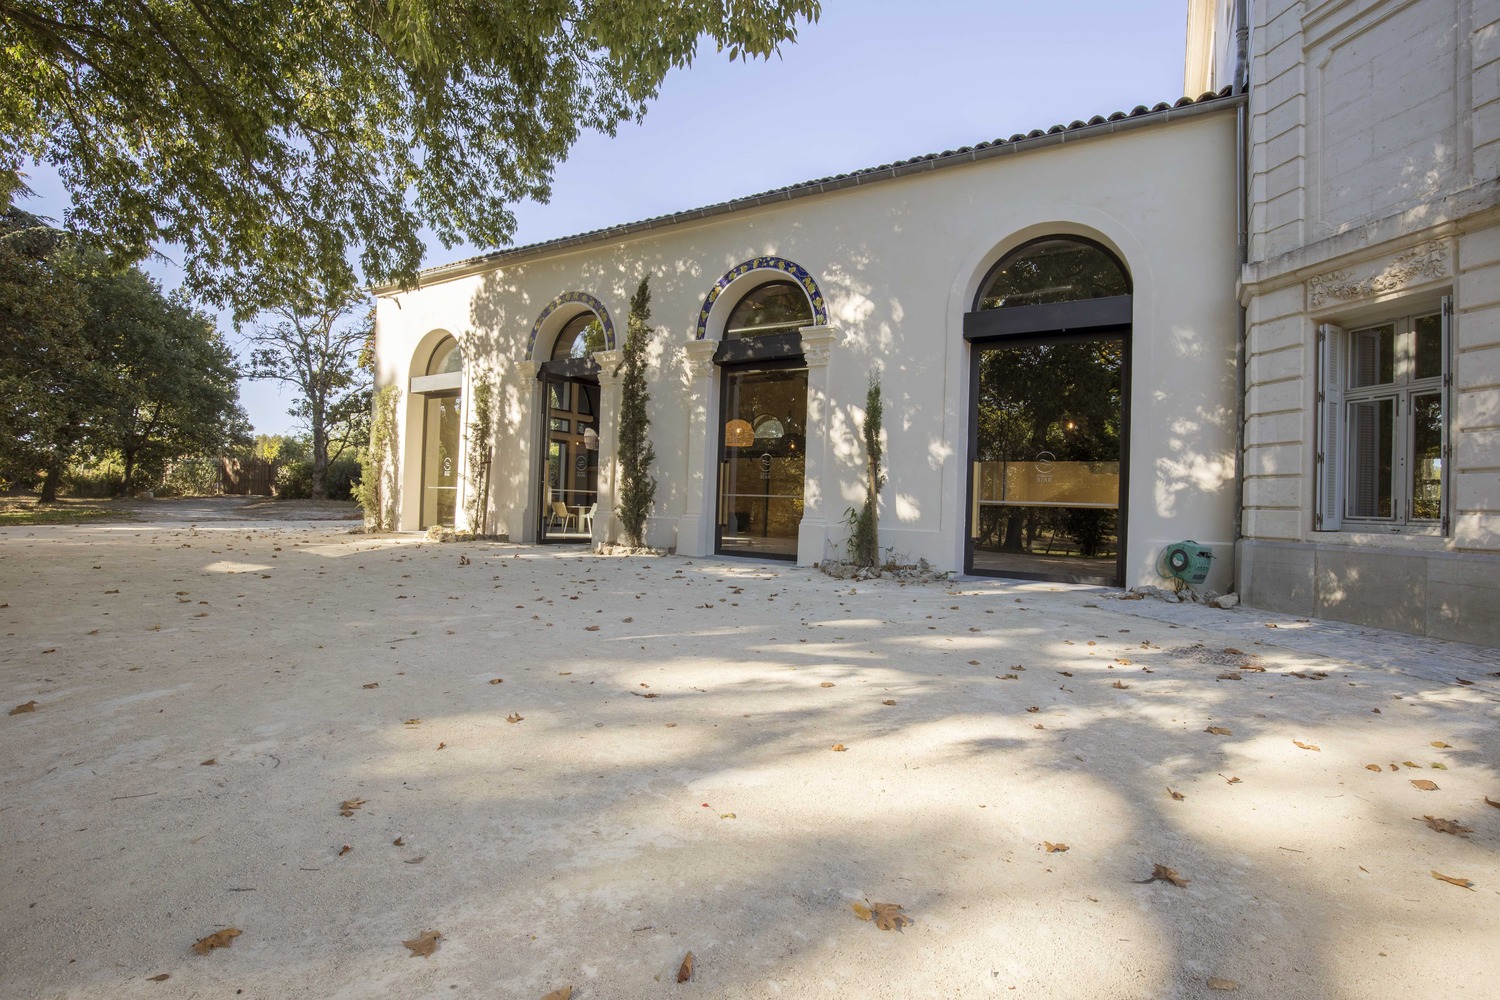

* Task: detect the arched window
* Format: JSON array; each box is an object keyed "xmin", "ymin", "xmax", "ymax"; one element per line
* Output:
[
  {"xmin": 550, "ymin": 313, "xmax": 607, "ymax": 361},
  {"xmin": 427, "ymin": 336, "xmax": 463, "ymax": 374},
  {"xmin": 724, "ymin": 280, "xmax": 814, "ymax": 340},
  {"xmin": 977, "ymin": 238, "xmax": 1130, "ymax": 311}
]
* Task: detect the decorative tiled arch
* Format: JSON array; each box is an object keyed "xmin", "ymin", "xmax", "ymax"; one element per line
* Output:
[
  {"xmin": 695, "ymin": 256, "xmax": 828, "ymax": 340},
  {"xmin": 526, "ymin": 291, "xmax": 616, "ymax": 360}
]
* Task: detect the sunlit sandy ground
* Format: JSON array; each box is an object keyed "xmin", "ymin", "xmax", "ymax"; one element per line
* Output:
[{"xmin": 1, "ymin": 520, "xmax": 1496, "ymax": 1000}]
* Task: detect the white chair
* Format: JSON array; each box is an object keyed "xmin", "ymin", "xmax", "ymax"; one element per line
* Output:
[
  {"xmin": 579, "ymin": 502, "xmax": 597, "ymax": 534},
  {"xmin": 548, "ymin": 500, "xmax": 575, "ymax": 532}
]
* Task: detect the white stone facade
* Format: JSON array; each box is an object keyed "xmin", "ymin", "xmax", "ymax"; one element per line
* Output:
[{"xmin": 1235, "ymin": 0, "xmax": 1500, "ymax": 643}]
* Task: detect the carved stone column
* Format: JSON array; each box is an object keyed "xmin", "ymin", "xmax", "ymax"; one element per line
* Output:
[
  {"xmin": 510, "ymin": 360, "xmax": 541, "ymax": 542},
  {"xmin": 676, "ymin": 338, "xmax": 721, "ymax": 556},
  {"xmin": 591, "ymin": 349, "xmax": 624, "ymax": 545},
  {"xmin": 797, "ymin": 325, "xmax": 839, "ymax": 565}
]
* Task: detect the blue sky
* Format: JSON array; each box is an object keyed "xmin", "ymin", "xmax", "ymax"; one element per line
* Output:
[{"xmin": 21, "ymin": 0, "xmax": 1190, "ymax": 435}]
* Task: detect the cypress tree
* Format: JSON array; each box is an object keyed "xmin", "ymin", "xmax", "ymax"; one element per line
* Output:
[{"xmin": 617, "ymin": 277, "xmax": 657, "ymax": 547}]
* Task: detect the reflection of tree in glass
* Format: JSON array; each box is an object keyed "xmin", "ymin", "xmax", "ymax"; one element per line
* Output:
[
  {"xmin": 980, "ymin": 240, "xmax": 1129, "ymax": 310},
  {"xmin": 552, "ymin": 315, "xmax": 607, "ymax": 361},
  {"xmin": 976, "ymin": 339, "xmax": 1122, "ymax": 553},
  {"xmin": 725, "ymin": 281, "xmax": 812, "ymax": 338}
]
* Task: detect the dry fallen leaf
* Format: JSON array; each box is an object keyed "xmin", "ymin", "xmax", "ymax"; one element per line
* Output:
[
  {"xmin": 147, "ymin": 973, "xmax": 170, "ymax": 982},
  {"xmin": 338, "ymin": 844, "xmax": 352, "ymax": 857},
  {"xmin": 362, "ymin": 682, "xmax": 379, "ymax": 689},
  {"xmin": 677, "ymin": 951, "xmax": 694, "ymax": 982},
  {"xmin": 1293, "ymin": 741, "xmax": 1320, "ymax": 752},
  {"xmin": 1431, "ymin": 870, "xmax": 1475, "ymax": 890},
  {"xmin": 584, "ymin": 625, "xmax": 600, "ymax": 631},
  {"xmin": 1219, "ymin": 773, "xmax": 1241, "ymax": 784},
  {"xmin": 1168, "ymin": 788, "xmax": 1185, "ymax": 801},
  {"xmin": 830, "ymin": 744, "xmax": 847, "ymax": 752},
  {"xmin": 1026, "ymin": 706, "xmax": 1040, "ymax": 713},
  {"xmin": 9, "ymin": 700, "xmax": 38, "ymax": 715},
  {"xmin": 1207, "ymin": 978, "xmax": 1239, "ymax": 991},
  {"xmin": 339, "ymin": 798, "xmax": 367, "ymax": 817},
  {"xmin": 1430, "ymin": 741, "xmax": 1452, "ymax": 748},
  {"xmin": 403, "ymin": 929, "xmax": 441, "ymax": 957},
  {"xmin": 1403, "ymin": 761, "xmax": 1420, "ymax": 768},
  {"xmin": 1419, "ymin": 815, "xmax": 1472, "ymax": 836},
  {"xmin": 1136, "ymin": 863, "xmax": 1189, "ymax": 888},
  {"xmin": 870, "ymin": 902, "xmax": 912, "ymax": 931},
  {"xmin": 489, "ymin": 678, "xmax": 503, "ymax": 684},
  {"xmin": 1206, "ymin": 726, "xmax": 1232, "ymax": 736},
  {"xmin": 1364, "ymin": 764, "xmax": 1382, "ymax": 772},
  {"xmin": 1487, "ymin": 797, "xmax": 1500, "ymax": 809},
  {"xmin": 191, "ymin": 927, "xmax": 241, "ymax": 955},
  {"xmin": 1044, "ymin": 841, "xmax": 1069, "ymax": 852},
  {"xmin": 404, "ymin": 856, "xmax": 426, "ymax": 864},
  {"xmin": 1411, "ymin": 779, "xmax": 1439, "ymax": 791},
  {"xmin": 506, "ymin": 713, "xmax": 524, "ymax": 723},
  {"xmin": 404, "ymin": 718, "xmax": 421, "ymax": 726},
  {"xmin": 1223, "ymin": 647, "xmax": 1243, "ymax": 655},
  {"xmin": 200, "ymin": 758, "xmax": 216, "ymax": 766},
  {"xmin": 882, "ymin": 699, "xmax": 897, "ymax": 706},
  {"xmin": 851, "ymin": 901, "xmax": 873, "ymax": 921},
  {"xmin": 819, "ymin": 681, "xmax": 835, "ymax": 688},
  {"xmin": 541, "ymin": 987, "xmax": 573, "ymax": 1000},
  {"xmin": 393, "ymin": 836, "xmax": 405, "ymax": 846},
  {"xmin": 1112, "ymin": 680, "xmax": 1129, "ymax": 689},
  {"xmin": 1001, "ymin": 673, "xmax": 1019, "ymax": 680}
]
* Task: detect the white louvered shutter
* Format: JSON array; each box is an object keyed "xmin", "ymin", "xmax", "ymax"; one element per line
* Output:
[{"xmin": 1315, "ymin": 323, "xmax": 1345, "ymax": 531}]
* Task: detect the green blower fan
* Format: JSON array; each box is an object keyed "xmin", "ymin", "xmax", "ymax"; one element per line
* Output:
[{"xmin": 1160, "ymin": 540, "xmax": 1214, "ymax": 586}]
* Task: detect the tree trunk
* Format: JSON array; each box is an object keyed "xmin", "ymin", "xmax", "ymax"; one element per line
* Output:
[
  {"xmin": 311, "ymin": 419, "xmax": 328, "ymax": 500},
  {"xmin": 37, "ymin": 461, "xmax": 63, "ymax": 503},
  {"xmin": 120, "ymin": 449, "xmax": 137, "ymax": 496}
]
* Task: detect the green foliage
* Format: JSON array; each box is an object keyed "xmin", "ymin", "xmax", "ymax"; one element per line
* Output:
[
  {"xmin": 156, "ymin": 456, "xmax": 222, "ymax": 497},
  {"xmin": 849, "ymin": 372, "xmax": 886, "ymax": 567},
  {"xmin": 277, "ymin": 452, "xmax": 359, "ymax": 501},
  {"xmin": 356, "ymin": 385, "xmax": 401, "ymax": 531},
  {"xmin": 1, "ymin": 0, "xmax": 821, "ymax": 317},
  {"xmin": 0, "ymin": 208, "xmax": 245, "ymax": 499},
  {"xmin": 616, "ymin": 277, "xmax": 657, "ymax": 547},
  {"xmin": 465, "ymin": 376, "xmax": 495, "ymax": 535},
  {"xmin": 246, "ymin": 291, "xmax": 372, "ymax": 500}
]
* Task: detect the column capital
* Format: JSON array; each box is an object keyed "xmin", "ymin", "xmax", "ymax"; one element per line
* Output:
[
  {"xmin": 592, "ymin": 349, "xmax": 624, "ymax": 383},
  {"xmin": 684, "ymin": 337, "xmax": 718, "ymax": 381},
  {"xmin": 515, "ymin": 360, "xmax": 539, "ymax": 381},
  {"xmin": 798, "ymin": 325, "xmax": 840, "ymax": 367}
]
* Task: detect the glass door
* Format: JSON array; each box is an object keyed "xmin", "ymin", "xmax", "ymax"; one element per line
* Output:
[
  {"xmin": 717, "ymin": 367, "xmax": 807, "ymax": 559},
  {"xmin": 539, "ymin": 377, "xmax": 600, "ymax": 542},
  {"xmin": 968, "ymin": 336, "xmax": 1124, "ymax": 584},
  {"xmin": 420, "ymin": 392, "xmax": 461, "ymax": 528}
]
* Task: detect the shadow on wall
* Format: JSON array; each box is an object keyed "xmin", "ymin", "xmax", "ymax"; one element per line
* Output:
[
  {"xmin": 1149, "ymin": 323, "xmax": 1237, "ymax": 521},
  {"xmin": 453, "ymin": 218, "xmax": 926, "ymax": 549}
]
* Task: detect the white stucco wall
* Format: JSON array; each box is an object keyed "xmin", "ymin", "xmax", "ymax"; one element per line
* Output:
[{"xmin": 376, "ymin": 109, "xmax": 1240, "ymax": 588}]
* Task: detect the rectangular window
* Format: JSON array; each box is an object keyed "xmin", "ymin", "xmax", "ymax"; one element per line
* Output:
[{"xmin": 1316, "ymin": 300, "xmax": 1450, "ymax": 532}]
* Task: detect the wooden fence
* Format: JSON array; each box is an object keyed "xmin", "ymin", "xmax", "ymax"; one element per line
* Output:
[{"xmin": 218, "ymin": 457, "xmax": 277, "ymax": 496}]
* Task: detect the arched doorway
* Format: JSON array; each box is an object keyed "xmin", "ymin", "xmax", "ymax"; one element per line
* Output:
[
  {"xmin": 964, "ymin": 237, "xmax": 1132, "ymax": 584},
  {"xmin": 415, "ymin": 336, "xmax": 463, "ymax": 528},
  {"xmin": 537, "ymin": 310, "xmax": 606, "ymax": 543},
  {"xmin": 714, "ymin": 279, "xmax": 814, "ymax": 559}
]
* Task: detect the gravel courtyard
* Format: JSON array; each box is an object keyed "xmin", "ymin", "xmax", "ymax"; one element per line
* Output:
[{"xmin": 2, "ymin": 515, "xmax": 1497, "ymax": 999}]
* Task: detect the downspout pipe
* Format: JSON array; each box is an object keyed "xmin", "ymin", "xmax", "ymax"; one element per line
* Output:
[{"xmin": 1232, "ymin": 0, "xmax": 1251, "ymax": 583}]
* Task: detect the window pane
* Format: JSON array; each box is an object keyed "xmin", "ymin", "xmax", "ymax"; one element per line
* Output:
[
  {"xmin": 724, "ymin": 281, "xmax": 813, "ymax": 339},
  {"xmin": 979, "ymin": 239, "xmax": 1129, "ymax": 310},
  {"xmin": 1346, "ymin": 398, "xmax": 1393, "ymax": 518},
  {"xmin": 551, "ymin": 313, "xmax": 605, "ymax": 361},
  {"xmin": 1349, "ymin": 325, "xmax": 1394, "ymax": 387},
  {"xmin": 1411, "ymin": 392, "xmax": 1443, "ymax": 520},
  {"xmin": 1413, "ymin": 313, "xmax": 1443, "ymax": 381},
  {"xmin": 427, "ymin": 337, "xmax": 462, "ymax": 375}
]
